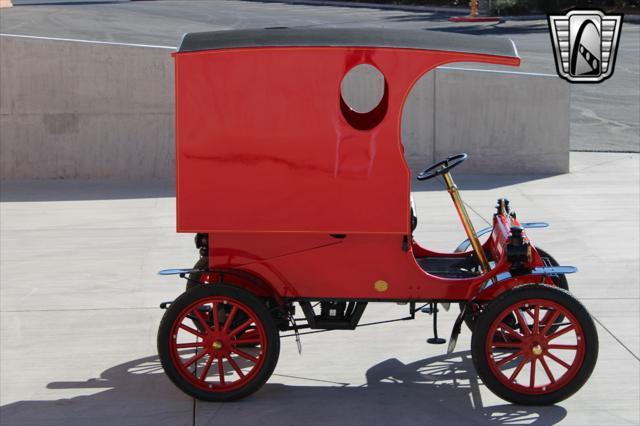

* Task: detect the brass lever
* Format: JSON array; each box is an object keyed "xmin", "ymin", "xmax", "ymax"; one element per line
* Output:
[{"xmin": 442, "ymin": 172, "xmax": 491, "ymax": 274}]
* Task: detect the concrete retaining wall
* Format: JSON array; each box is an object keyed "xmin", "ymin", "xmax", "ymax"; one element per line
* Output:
[
  {"xmin": 0, "ymin": 36, "xmax": 175, "ymax": 180},
  {"xmin": 0, "ymin": 35, "xmax": 569, "ymax": 179},
  {"xmin": 434, "ymin": 68, "xmax": 570, "ymax": 173},
  {"xmin": 401, "ymin": 68, "xmax": 569, "ymax": 174}
]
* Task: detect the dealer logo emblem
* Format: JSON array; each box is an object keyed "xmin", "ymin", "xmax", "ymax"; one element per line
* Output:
[{"xmin": 548, "ymin": 10, "xmax": 623, "ymax": 83}]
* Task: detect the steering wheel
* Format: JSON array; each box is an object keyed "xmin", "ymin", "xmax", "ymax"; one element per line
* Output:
[{"xmin": 416, "ymin": 153, "xmax": 468, "ymax": 181}]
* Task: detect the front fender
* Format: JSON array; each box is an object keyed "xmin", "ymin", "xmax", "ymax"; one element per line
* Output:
[{"xmin": 476, "ymin": 266, "xmax": 577, "ymax": 301}]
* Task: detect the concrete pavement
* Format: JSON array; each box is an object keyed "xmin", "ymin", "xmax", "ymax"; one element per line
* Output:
[
  {"xmin": 0, "ymin": 151, "xmax": 638, "ymax": 425},
  {"xmin": 0, "ymin": 0, "xmax": 638, "ymax": 152}
]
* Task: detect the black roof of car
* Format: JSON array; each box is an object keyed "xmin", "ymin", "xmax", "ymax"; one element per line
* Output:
[{"xmin": 177, "ymin": 28, "xmax": 519, "ymax": 59}]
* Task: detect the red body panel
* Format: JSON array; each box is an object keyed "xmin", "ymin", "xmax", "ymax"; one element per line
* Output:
[
  {"xmin": 175, "ymin": 47, "xmax": 518, "ymax": 234},
  {"xmin": 174, "ymin": 44, "xmax": 524, "ymax": 301},
  {"xmin": 208, "ymin": 230, "xmax": 544, "ymax": 301}
]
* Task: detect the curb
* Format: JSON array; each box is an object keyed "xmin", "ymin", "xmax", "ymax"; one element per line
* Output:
[
  {"xmin": 449, "ymin": 15, "xmax": 501, "ymax": 22},
  {"xmin": 243, "ymin": 0, "xmax": 465, "ymax": 14},
  {"xmin": 242, "ymin": 0, "xmax": 640, "ymax": 23}
]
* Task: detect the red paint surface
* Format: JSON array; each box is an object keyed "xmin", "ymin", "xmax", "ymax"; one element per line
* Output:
[
  {"xmin": 449, "ymin": 16, "xmax": 502, "ymax": 23},
  {"xmin": 174, "ymin": 44, "xmax": 525, "ymax": 301},
  {"xmin": 175, "ymin": 46, "xmax": 518, "ymax": 234}
]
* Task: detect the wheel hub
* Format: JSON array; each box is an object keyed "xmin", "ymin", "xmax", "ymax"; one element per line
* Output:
[
  {"xmin": 212, "ymin": 340, "xmax": 223, "ymax": 350},
  {"xmin": 532, "ymin": 344, "xmax": 543, "ymax": 356}
]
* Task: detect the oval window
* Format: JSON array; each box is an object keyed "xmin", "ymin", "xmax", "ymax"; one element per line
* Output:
[{"xmin": 340, "ymin": 64, "xmax": 388, "ymax": 130}]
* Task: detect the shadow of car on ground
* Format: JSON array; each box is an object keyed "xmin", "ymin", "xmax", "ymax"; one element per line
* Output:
[{"xmin": 0, "ymin": 351, "xmax": 566, "ymax": 426}]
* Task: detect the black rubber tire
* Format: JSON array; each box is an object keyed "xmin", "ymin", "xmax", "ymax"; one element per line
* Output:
[
  {"xmin": 158, "ymin": 284, "xmax": 280, "ymax": 401},
  {"xmin": 462, "ymin": 247, "xmax": 569, "ymax": 331},
  {"xmin": 471, "ymin": 284, "xmax": 598, "ymax": 405}
]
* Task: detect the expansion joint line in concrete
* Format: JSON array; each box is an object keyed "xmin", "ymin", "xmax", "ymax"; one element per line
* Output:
[{"xmin": 592, "ymin": 315, "xmax": 640, "ymax": 362}]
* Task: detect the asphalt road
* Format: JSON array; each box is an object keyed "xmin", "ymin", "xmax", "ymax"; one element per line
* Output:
[{"xmin": 1, "ymin": 0, "xmax": 638, "ymax": 151}]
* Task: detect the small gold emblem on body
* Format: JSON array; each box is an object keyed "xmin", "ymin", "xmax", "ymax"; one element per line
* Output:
[{"xmin": 374, "ymin": 280, "xmax": 389, "ymax": 292}]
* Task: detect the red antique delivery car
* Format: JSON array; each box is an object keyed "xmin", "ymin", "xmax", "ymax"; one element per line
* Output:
[{"xmin": 158, "ymin": 28, "xmax": 598, "ymax": 405}]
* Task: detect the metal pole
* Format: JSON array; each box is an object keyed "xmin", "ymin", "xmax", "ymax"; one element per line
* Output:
[{"xmin": 442, "ymin": 172, "xmax": 491, "ymax": 274}]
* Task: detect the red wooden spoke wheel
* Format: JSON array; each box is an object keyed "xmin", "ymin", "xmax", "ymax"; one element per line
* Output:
[
  {"xmin": 158, "ymin": 284, "xmax": 280, "ymax": 401},
  {"xmin": 471, "ymin": 285, "xmax": 598, "ymax": 405},
  {"xmin": 486, "ymin": 299, "xmax": 585, "ymax": 393}
]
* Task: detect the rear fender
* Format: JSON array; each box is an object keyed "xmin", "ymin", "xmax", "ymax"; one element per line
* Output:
[
  {"xmin": 159, "ymin": 267, "xmax": 283, "ymax": 304},
  {"xmin": 210, "ymin": 269, "xmax": 285, "ymax": 305}
]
